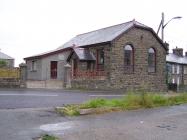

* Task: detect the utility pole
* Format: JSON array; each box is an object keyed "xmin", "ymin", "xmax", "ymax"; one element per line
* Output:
[
  {"xmin": 157, "ymin": 12, "xmax": 182, "ymax": 42},
  {"xmin": 161, "ymin": 12, "xmax": 164, "ymax": 42}
]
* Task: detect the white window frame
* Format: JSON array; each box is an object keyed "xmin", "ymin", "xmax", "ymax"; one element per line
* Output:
[
  {"xmin": 184, "ymin": 66, "xmax": 187, "ymax": 74},
  {"xmin": 177, "ymin": 65, "xmax": 180, "ymax": 74},
  {"xmin": 177, "ymin": 77, "xmax": 180, "ymax": 85},
  {"xmin": 172, "ymin": 64, "xmax": 175, "ymax": 74},
  {"xmin": 31, "ymin": 60, "xmax": 37, "ymax": 71},
  {"xmin": 172, "ymin": 78, "xmax": 175, "ymax": 84}
]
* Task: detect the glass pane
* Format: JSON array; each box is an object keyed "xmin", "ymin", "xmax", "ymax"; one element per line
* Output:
[
  {"xmin": 148, "ymin": 48, "xmax": 155, "ymax": 53},
  {"xmin": 124, "ymin": 45, "xmax": 133, "ymax": 66},
  {"xmin": 125, "ymin": 50, "xmax": 131, "ymax": 65},
  {"xmin": 148, "ymin": 48, "xmax": 155, "ymax": 72},
  {"xmin": 124, "ymin": 45, "xmax": 133, "ymax": 73},
  {"xmin": 98, "ymin": 49, "xmax": 104, "ymax": 64},
  {"xmin": 124, "ymin": 45, "xmax": 132, "ymax": 51}
]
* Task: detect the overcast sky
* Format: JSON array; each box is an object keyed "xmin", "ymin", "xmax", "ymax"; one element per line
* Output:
[{"xmin": 0, "ymin": 0, "xmax": 186, "ymax": 66}]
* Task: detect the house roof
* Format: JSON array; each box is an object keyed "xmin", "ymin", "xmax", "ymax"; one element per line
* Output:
[
  {"xmin": 166, "ymin": 53, "xmax": 187, "ymax": 65},
  {"xmin": 25, "ymin": 20, "xmax": 167, "ymax": 60},
  {"xmin": 58, "ymin": 20, "xmax": 166, "ymax": 50},
  {"xmin": 0, "ymin": 51, "xmax": 14, "ymax": 60},
  {"xmin": 69, "ymin": 47, "xmax": 96, "ymax": 61},
  {"xmin": 24, "ymin": 47, "xmax": 71, "ymax": 60}
]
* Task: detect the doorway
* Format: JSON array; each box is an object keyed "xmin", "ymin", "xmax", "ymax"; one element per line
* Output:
[
  {"xmin": 73, "ymin": 59, "xmax": 78, "ymax": 77},
  {"xmin": 50, "ymin": 61, "xmax": 58, "ymax": 79}
]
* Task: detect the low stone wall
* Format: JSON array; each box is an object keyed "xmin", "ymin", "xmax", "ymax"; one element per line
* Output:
[
  {"xmin": 26, "ymin": 80, "xmax": 64, "ymax": 89},
  {"xmin": 0, "ymin": 78, "xmax": 20, "ymax": 88},
  {"xmin": 71, "ymin": 79, "xmax": 110, "ymax": 90}
]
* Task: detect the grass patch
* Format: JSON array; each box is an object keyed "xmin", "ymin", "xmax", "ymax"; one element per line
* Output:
[
  {"xmin": 41, "ymin": 134, "xmax": 58, "ymax": 140},
  {"xmin": 56, "ymin": 92, "xmax": 187, "ymax": 116},
  {"xmin": 56, "ymin": 105, "xmax": 80, "ymax": 116}
]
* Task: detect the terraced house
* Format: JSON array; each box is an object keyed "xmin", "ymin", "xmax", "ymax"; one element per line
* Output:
[
  {"xmin": 24, "ymin": 20, "xmax": 168, "ymax": 91},
  {"xmin": 166, "ymin": 47, "xmax": 187, "ymax": 89}
]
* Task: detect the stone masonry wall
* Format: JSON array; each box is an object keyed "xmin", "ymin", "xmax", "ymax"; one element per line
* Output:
[
  {"xmin": 71, "ymin": 27, "xmax": 167, "ymax": 92},
  {"xmin": 110, "ymin": 27, "xmax": 167, "ymax": 91}
]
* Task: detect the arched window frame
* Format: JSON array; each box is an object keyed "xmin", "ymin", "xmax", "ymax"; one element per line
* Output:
[
  {"xmin": 124, "ymin": 44, "xmax": 134, "ymax": 73},
  {"xmin": 148, "ymin": 47, "xmax": 156, "ymax": 73}
]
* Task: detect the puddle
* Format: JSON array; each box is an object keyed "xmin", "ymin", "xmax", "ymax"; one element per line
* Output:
[
  {"xmin": 40, "ymin": 121, "xmax": 75, "ymax": 131},
  {"xmin": 156, "ymin": 124, "xmax": 177, "ymax": 131}
]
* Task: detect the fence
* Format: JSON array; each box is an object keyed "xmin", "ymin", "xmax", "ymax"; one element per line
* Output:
[
  {"xmin": 0, "ymin": 68, "xmax": 20, "ymax": 78},
  {"xmin": 168, "ymin": 83, "xmax": 177, "ymax": 92}
]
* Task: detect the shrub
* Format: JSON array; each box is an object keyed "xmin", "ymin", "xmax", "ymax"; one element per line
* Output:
[{"xmin": 0, "ymin": 60, "xmax": 7, "ymax": 68}]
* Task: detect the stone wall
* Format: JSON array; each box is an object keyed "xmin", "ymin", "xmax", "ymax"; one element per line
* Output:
[
  {"xmin": 109, "ymin": 27, "xmax": 167, "ymax": 91},
  {"xmin": 0, "ymin": 78, "xmax": 20, "ymax": 88},
  {"xmin": 71, "ymin": 79, "xmax": 110, "ymax": 90},
  {"xmin": 71, "ymin": 27, "xmax": 167, "ymax": 92}
]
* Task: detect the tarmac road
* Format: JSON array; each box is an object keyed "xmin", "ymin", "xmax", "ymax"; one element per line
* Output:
[{"xmin": 0, "ymin": 88, "xmax": 124, "ymax": 109}]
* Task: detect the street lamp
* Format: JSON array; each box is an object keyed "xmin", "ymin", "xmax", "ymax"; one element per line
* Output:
[{"xmin": 157, "ymin": 12, "xmax": 182, "ymax": 42}]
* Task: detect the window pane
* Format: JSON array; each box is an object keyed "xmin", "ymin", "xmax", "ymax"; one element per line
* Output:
[
  {"xmin": 97, "ymin": 49, "xmax": 104, "ymax": 71},
  {"xmin": 148, "ymin": 48, "xmax": 155, "ymax": 73},
  {"xmin": 124, "ymin": 45, "xmax": 132, "ymax": 51},
  {"xmin": 148, "ymin": 48, "xmax": 154, "ymax": 53},
  {"xmin": 124, "ymin": 45, "xmax": 133, "ymax": 73},
  {"xmin": 124, "ymin": 45, "xmax": 133, "ymax": 66},
  {"xmin": 98, "ymin": 49, "xmax": 104, "ymax": 65},
  {"xmin": 31, "ymin": 60, "xmax": 37, "ymax": 71},
  {"xmin": 125, "ymin": 50, "xmax": 131, "ymax": 65}
]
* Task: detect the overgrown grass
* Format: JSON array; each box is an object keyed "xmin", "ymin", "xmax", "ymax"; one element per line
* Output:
[
  {"xmin": 41, "ymin": 134, "xmax": 58, "ymax": 140},
  {"xmin": 56, "ymin": 105, "xmax": 80, "ymax": 116},
  {"xmin": 56, "ymin": 92, "xmax": 187, "ymax": 116}
]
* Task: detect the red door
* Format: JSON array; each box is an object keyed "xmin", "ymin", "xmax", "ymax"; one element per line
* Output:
[
  {"xmin": 73, "ymin": 59, "xmax": 78, "ymax": 77},
  {"xmin": 50, "ymin": 61, "xmax": 57, "ymax": 79}
]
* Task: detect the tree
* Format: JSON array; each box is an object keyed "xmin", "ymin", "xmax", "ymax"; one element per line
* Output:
[{"xmin": 0, "ymin": 60, "xmax": 7, "ymax": 68}]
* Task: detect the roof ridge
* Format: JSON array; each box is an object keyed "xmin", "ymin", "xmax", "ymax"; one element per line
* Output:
[{"xmin": 77, "ymin": 20, "xmax": 134, "ymax": 36}]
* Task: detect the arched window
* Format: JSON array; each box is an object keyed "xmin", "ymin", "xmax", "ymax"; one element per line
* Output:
[
  {"xmin": 124, "ymin": 44, "xmax": 134, "ymax": 73},
  {"xmin": 148, "ymin": 48, "xmax": 156, "ymax": 73},
  {"xmin": 97, "ymin": 48, "xmax": 104, "ymax": 71}
]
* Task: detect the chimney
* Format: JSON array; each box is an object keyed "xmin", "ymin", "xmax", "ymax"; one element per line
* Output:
[
  {"xmin": 173, "ymin": 47, "xmax": 183, "ymax": 57},
  {"xmin": 185, "ymin": 52, "xmax": 187, "ymax": 57},
  {"xmin": 164, "ymin": 42, "xmax": 169, "ymax": 54}
]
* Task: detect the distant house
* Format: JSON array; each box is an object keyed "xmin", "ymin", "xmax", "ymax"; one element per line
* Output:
[
  {"xmin": 0, "ymin": 51, "xmax": 14, "ymax": 68},
  {"xmin": 24, "ymin": 20, "xmax": 168, "ymax": 91},
  {"xmin": 166, "ymin": 47, "xmax": 187, "ymax": 89}
]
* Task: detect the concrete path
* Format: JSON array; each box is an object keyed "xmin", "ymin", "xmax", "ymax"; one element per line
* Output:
[
  {"xmin": 1, "ymin": 104, "xmax": 187, "ymax": 140},
  {"xmin": 0, "ymin": 108, "xmax": 67, "ymax": 140},
  {"xmin": 46, "ymin": 104, "xmax": 187, "ymax": 140}
]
